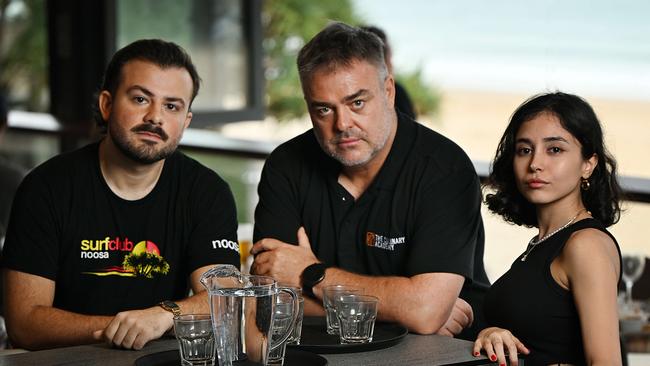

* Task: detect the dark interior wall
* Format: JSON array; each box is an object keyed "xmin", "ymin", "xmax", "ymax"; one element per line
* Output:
[{"xmin": 47, "ymin": 0, "xmax": 113, "ymax": 152}]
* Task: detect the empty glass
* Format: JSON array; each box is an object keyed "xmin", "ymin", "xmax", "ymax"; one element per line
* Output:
[
  {"xmin": 322, "ymin": 285, "xmax": 362, "ymax": 335},
  {"xmin": 174, "ymin": 314, "xmax": 215, "ymax": 366},
  {"xmin": 335, "ymin": 294, "xmax": 378, "ymax": 344}
]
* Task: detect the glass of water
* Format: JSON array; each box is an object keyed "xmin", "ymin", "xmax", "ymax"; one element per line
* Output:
[
  {"xmin": 335, "ymin": 294, "xmax": 378, "ymax": 344},
  {"xmin": 173, "ymin": 314, "xmax": 215, "ymax": 366}
]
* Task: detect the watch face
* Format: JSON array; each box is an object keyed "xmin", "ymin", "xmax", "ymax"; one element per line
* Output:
[
  {"xmin": 160, "ymin": 300, "xmax": 181, "ymax": 316},
  {"xmin": 303, "ymin": 263, "xmax": 326, "ymax": 286},
  {"xmin": 162, "ymin": 300, "xmax": 179, "ymax": 310}
]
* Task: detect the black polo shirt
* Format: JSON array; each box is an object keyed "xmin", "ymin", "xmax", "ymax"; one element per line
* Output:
[{"xmin": 254, "ymin": 115, "xmax": 489, "ymax": 337}]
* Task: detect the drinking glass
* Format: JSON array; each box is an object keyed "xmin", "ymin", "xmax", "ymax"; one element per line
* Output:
[
  {"xmin": 622, "ymin": 254, "xmax": 646, "ymax": 305},
  {"xmin": 173, "ymin": 314, "xmax": 215, "ymax": 366},
  {"xmin": 322, "ymin": 285, "xmax": 362, "ymax": 335},
  {"xmin": 335, "ymin": 294, "xmax": 378, "ymax": 344}
]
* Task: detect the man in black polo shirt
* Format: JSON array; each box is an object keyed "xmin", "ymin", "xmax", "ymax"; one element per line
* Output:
[{"xmin": 251, "ymin": 22, "xmax": 489, "ymax": 339}]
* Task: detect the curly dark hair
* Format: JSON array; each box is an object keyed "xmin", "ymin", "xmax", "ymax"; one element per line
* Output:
[
  {"xmin": 485, "ymin": 92, "xmax": 622, "ymax": 227},
  {"xmin": 93, "ymin": 39, "xmax": 201, "ymax": 131}
]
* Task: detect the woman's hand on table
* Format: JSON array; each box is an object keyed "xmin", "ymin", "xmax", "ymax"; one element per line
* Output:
[{"xmin": 473, "ymin": 327, "xmax": 529, "ymax": 366}]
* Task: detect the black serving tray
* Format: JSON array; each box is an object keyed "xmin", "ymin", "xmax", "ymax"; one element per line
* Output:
[
  {"xmin": 134, "ymin": 348, "xmax": 327, "ymax": 366},
  {"xmin": 289, "ymin": 316, "xmax": 408, "ymax": 354}
]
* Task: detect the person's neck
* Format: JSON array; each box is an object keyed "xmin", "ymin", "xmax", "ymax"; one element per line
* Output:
[
  {"xmin": 338, "ymin": 119, "xmax": 397, "ymax": 200},
  {"xmin": 99, "ymin": 138, "xmax": 165, "ymax": 201},
  {"xmin": 535, "ymin": 198, "xmax": 588, "ymax": 239}
]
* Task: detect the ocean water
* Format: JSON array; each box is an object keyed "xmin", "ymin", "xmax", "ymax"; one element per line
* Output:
[{"xmin": 353, "ymin": 0, "xmax": 650, "ymax": 100}]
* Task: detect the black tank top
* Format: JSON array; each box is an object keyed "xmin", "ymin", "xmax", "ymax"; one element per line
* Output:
[{"xmin": 484, "ymin": 218, "xmax": 621, "ymax": 366}]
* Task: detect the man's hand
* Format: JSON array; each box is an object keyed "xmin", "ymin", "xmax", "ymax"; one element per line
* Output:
[
  {"xmin": 250, "ymin": 227, "xmax": 319, "ymax": 287},
  {"xmin": 436, "ymin": 298, "xmax": 474, "ymax": 337},
  {"xmin": 93, "ymin": 306, "xmax": 173, "ymax": 350}
]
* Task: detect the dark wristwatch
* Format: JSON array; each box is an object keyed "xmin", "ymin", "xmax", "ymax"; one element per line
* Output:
[
  {"xmin": 301, "ymin": 262, "xmax": 328, "ymax": 298},
  {"xmin": 159, "ymin": 300, "xmax": 181, "ymax": 317}
]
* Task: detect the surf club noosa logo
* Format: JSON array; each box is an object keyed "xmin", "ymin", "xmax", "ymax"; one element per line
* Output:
[{"xmin": 81, "ymin": 237, "xmax": 170, "ymax": 278}]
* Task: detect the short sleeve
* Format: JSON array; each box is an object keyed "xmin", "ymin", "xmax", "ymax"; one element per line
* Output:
[
  {"xmin": 406, "ymin": 163, "xmax": 483, "ymax": 278},
  {"xmin": 2, "ymin": 171, "xmax": 61, "ymax": 280},
  {"xmin": 253, "ymin": 149, "xmax": 302, "ymax": 245},
  {"xmin": 186, "ymin": 171, "xmax": 241, "ymax": 272}
]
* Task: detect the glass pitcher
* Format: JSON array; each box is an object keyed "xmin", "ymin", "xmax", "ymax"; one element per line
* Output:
[{"xmin": 200, "ymin": 265, "xmax": 299, "ymax": 366}]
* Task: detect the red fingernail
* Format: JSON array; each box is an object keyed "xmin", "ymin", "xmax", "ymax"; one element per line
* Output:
[
  {"xmin": 500, "ymin": 364, "xmax": 506, "ymax": 366},
  {"xmin": 490, "ymin": 355, "xmax": 497, "ymax": 361},
  {"xmin": 474, "ymin": 352, "xmax": 480, "ymax": 356}
]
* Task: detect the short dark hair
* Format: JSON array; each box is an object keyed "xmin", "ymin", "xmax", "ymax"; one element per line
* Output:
[
  {"xmin": 485, "ymin": 92, "xmax": 622, "ymax": 227},
  {"xmin": 360, "ymin": 25, "xmax": 388, "ymax": 53},
  {"xmin": 297, "ymin": 22, "xmax": 387, "ymax": 90},
  {"xmin": 94, "ymin": 39, "xmax": 201, "ymax": 129},
  {"xmin": 0, "ymin": 90, "xmax": 7, "ymax": 130}
]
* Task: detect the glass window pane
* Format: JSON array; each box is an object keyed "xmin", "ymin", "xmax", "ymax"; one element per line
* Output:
[
  {"xmin": 116, "ymin": 0, "xmax": 249, "ymax": 112},
  {"xmin": 0, "ymin": 0, "xmax": 49, "ymax": 112}
]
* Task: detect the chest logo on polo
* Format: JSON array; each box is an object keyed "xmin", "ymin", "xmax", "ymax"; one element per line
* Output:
[
  {"xmin": 81, "ymin": 237, "xmax": 170, "ymax": 278},
  {"xmin": 365, "ymin": 232, "xmax": 406, "ymax": 251}
]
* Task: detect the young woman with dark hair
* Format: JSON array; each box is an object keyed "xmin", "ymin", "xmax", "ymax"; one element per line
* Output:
[{"xmin": 474, "ymin": 92, "xmax": 623, "ymax": 366}]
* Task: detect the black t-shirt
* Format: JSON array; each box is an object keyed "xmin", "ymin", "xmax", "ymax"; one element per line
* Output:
[
  {"xmin": 484, "ymin": 218, "xmax": 621, "ymax": 365},
  {"xmin": 2, "ymin": 143, "xmax": 240, "ymax": 315},
  {"xmin": 0, "ymin": 157, "xmax": 25, "ymax": 240},
  {"xmin": 254, "ymin": 115, "xmax": 489, "ymax": 338}
]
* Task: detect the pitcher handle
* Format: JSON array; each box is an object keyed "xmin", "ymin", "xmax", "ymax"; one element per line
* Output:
[{"xmin": 269, "ymin": 287, "xmax": 300, "ymax": 352}]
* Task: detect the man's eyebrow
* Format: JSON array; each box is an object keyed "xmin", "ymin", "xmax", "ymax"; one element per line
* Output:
[
  {"xmin": 126, "ymin": 85, "xmax": 187, "ymax": 107},
  {"xmin": 127, "ymin": 85, "xmax": 154, "ymax": 97},
  {"xmin": 342, "ymin": 89, "xmax": 370, "ymax": 103},
  {"xmin": 307, "ymin": 89, "xmax": 372, "ymax": 109}
]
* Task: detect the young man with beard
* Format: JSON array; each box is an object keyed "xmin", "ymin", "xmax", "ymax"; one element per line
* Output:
[
  {"xmin": 251, "ymin": 23, "xmax": 489, "ymax": 339},
  {"xmin": 1, "ymin": 39, "xmax": 240, "ymax": 350}
]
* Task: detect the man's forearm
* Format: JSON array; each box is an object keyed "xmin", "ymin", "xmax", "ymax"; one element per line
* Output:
[
  {"xmin": 176, "ymin": 290, "xmax": 211, "ymax": 315},
  {"xmin": 7, "ymin": 306, "xmax": 112, "ymax": 350},
  {"xmin": 310, "ymin": 268, "xmax": 463, "ymax": 334}
]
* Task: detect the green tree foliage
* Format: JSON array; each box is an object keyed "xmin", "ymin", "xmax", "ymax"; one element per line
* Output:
[
  {"xmin": 396, "ymin": 67, "xmax": 440, "ymax": 117},
  {"xmin": 263, "ymin": 0, "xmax": 439, "ymax": 121},
  {"xmin": 0, "ymin": 0, "xmax": 47, "ymax": 111},
  {"xmin": 263, "ymin": 0, "xmax": 360, "ymax": 121},
  {"xmin": 122, "ymin": 251, "xmax": 170, "ymax": 279}
]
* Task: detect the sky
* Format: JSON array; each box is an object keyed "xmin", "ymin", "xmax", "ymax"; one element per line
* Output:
[{"xmin": 352, "ymin": 0, "xmax": 650, "ymax": 100}]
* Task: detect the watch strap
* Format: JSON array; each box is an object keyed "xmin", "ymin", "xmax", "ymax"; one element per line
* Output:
[{"xmin": 301, "ymin": 262, "xmax": 328, "ymax": 298}]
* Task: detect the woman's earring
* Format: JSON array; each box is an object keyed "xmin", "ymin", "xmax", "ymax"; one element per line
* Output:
[{"xmin": 581, "ymin": 178, "xmax": 590, "ymax": 191}]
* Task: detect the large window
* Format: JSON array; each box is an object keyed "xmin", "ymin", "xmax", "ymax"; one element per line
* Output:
[
  {"xmin": 0, "ymin": 0, "xmax": 49, "ymax": 112},
  {"xmin": 115, "ymin": 0, "xmax": 263, "ymax": 127}
]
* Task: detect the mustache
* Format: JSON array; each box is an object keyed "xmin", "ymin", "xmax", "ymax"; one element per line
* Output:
[
  {"xmin": 330, "ymin": 130, "xmax": 365, "ymax": 144},
  {"xmin": 131, "ymin": 124, "xmax": 168, "ymax": 141}
]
